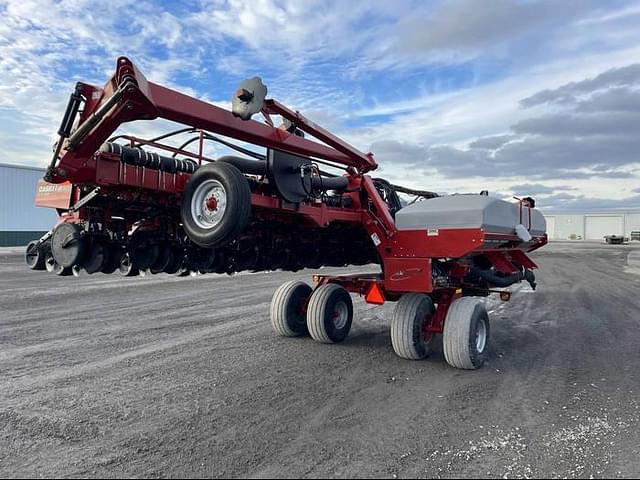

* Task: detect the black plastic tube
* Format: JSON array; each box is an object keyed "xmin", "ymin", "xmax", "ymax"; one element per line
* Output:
[
  {"xmin": 217, "ymin": 156, "xmax": 267, "ymax": 175},
  {"xmin": 471, "ymin": 266, "xmax": 537, "ymax": 290}
]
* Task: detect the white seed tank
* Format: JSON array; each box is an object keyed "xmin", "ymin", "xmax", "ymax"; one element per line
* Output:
[{"xmin": 394, "ymin": 195, "xmax": 546, "ymax": 236}]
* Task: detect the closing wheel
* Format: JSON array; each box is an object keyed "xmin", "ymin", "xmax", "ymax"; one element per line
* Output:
[
  {"xmin": 101, "ymin": 245, "xmax": 121, "ymax": 274},
  {"xmin": 83, "ymin": 241, "xmax": 108, "ymax": 274},
  {"xmin": 180, "ymin": 162, "xmax": 251, "ymax": 248},
  {"xmin": 270, "ymin": 281, "xmax": 313, "ymax": 337},
  {"xmin": 118, "ymin": 252, "xmax": 139, "ymax": 277},
  {"xmin": 129, "ymin": 231, "xmax": 159, "ymax": 271},
  {"xmin": 150, "ymin": 244, "xmax": 172, "ymax": 274},
  {"xmin": 307, "ymin": 284, "xmax": 353, "ymax": 344},
  {"xmin": 45, "ymin": 253, "xmax": 56, "ymax": 273},
  {"xmin": 391, "ymin": 293, "xmax": 436, "ymax": 360},
  {"xmin": 25, "ymin": 241, "xmax": 46, "ymax": 270},
  {"xmin": 443, "ymin": 297, "xmax": 490, "ymax": 370}
]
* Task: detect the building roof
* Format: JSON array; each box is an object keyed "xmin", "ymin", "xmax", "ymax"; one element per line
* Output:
[
  {"xmin": 543, "ymin": 210, "xmax": 640, "ymax": 216},
  {"xmin": 0, "ymin": 162, "xmax": 46, "ymax": 173}
]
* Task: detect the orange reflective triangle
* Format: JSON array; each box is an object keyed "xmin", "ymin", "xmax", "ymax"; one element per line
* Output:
[{"xmin": 365, "ymin": 283, "xmax": 385, "ymax": 305}]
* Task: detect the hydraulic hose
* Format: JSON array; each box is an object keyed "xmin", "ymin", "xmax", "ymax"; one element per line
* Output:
[{"xmin": 470, "ymin": 266, "xmax": 537, "ymax": 290}]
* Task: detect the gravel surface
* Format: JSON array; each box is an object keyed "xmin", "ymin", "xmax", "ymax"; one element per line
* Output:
[{"xmin": 1, "ymin": 242, "xmax": 639, "ymax": 478}]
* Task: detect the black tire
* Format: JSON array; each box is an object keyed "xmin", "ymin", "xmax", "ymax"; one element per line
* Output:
[
  {"xmin": 83, "ymin": 241, "xmax": 107, "ymax": 274},
  {"xmin": 129, "ymin": 231, "xmax": 159, "ymax": 271},
  {"xmin": 101, "ymin": 245, "xmax": 121, "ymax": 274},
  {"xmin": 391, "ymin": 293, "xmax": 436, "ymax": 360},
  {"xmin": 163, "ymin": 249, "xmax": 181, "ymax": 274},
  {"xmin": 118, "ymin": 252, "xmax": 139, "ymax": 277},
  {"xmin": 270, "ymin": 281, "xmax": 313, "ymax": 337},
  {"xmin": 25, "ymin": 241, "xmax": 46, "ymax": 270},
  {"xmin": 180, "ymin": 162, "xmax": 251, "ymax": 248},
  {"xmin": 307, "ymin": 284, "xmax": 353, "ymax": 344},
  {"xmin": 443, "ymin": 297, "xmax": 490, "ymax": 370},
  {"xmin": 150, "ymin": 244, "xmax": 172, "ymax": 274}
]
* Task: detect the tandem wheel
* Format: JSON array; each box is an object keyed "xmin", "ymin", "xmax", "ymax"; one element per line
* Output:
[
  {"xmin": 306, "ymin": 284, "xmax": 353, "ymax": 344},
  {"xmin": 391, "ymin": 293, "xmax": 436, "ymax": 360},
  {"xmin": 443, "ymin": 297, "xmax": 490, "ymax": 370},
  {"xmin": 270, "ymin": 281, "xmax": 313, "ymax": 337}
]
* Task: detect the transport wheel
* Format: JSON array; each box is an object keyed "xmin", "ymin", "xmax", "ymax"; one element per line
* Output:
[
  {"xmin": 270, "ymin": 281, "xmax": 313, "ymax": 337},
  {"xmin": 391, "ymin": 293, "xmax": 436, "ymax": 360},
  {"xmin": 181, "ymin": 162, "xmax": 251, "ymax": 248},
  {"xmin": 307, "ymin": 284, "xmax": 353, "ymax": 344},
  {"xmin": 25, "ymin": 241, "xmax": 46, "ymax": 270},
  {"xmin": 118, "ymin": 252, "xmax": 139, "ymax": 277},
  {"xmin": 443, "ymin": 297, "xmax": 490, "ymax": 370},
  {"xmin": 51, "ymin": 223, "xmax": 87, "ymax": 268}
]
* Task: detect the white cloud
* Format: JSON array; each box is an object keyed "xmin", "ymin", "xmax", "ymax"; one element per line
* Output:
[{"xmin": 0, "ymin": 0, "xmax": 639, "ymax": 211}]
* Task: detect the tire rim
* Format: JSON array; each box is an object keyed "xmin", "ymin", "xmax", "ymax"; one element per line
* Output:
[
  {"xmin": 191, "ymin": 179, "xmax": 227, "ymax": 230},
  {"xmin": 476, "ymin": 318, "xmax": 487, "ymax": 352},
  {"xmin": 332, "ymin": 301, "xmax": 349, "ymax": 330}
]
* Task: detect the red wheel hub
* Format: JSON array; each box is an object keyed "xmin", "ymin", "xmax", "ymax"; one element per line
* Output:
[{"xmin": 206, "ymin": 196, "xmax": 218, "ymax": 211}]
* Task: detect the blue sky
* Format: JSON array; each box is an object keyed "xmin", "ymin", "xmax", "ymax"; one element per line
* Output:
[{"xmin": 1, "ymin": 0, "xmax": 639, "ymax": 211}]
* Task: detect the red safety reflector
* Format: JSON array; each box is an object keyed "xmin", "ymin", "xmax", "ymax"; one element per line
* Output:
[{"xmin": 365, "ymin": 283, "xmax": 385, "ymax": 305}]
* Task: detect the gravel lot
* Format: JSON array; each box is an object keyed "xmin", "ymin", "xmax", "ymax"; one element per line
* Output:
[{"xmin": 1, "ymin": 241, "xmax": 639, "ymax": 478}]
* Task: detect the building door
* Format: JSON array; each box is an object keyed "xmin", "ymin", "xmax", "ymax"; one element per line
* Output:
[
  {"xmin": 584, "ymin": 215, "xmax": 624, "ymax": 240},
  {"xmin": 545, "ymin": 216, "xmax": 555, "ymax": 239}
]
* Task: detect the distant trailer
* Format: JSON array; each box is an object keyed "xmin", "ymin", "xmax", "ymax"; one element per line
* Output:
[{"xmin": 604, "ymin": 235, "xmax": 627, "ymax": 244}]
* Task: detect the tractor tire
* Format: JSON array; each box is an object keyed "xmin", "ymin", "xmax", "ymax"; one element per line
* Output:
[
  {"xmin": 181, "ymin": 162, "xmax": 251, "ymax": 248},
  {"xmin": 270, "ymin": 281, "xmax": 313, "ymax": 337},
  {"xmin": 391, "ymin": 293, "xmax": 436, "ymax": 360},
  {"xmin": 307, "ymin": 284, "xmax": 353, "ymax": 344},
  {"xmin": 25, "ymin": 241, "xmax": 46, "ymax": 270},
  {"xmin": 443, "ymin": 297, "xmax": 490, "ymax": 370}
]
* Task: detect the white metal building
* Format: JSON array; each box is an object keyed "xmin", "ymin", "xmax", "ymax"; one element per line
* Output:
[
  {"xmin": 0, "ymin": 163, "xmax": 58, "ymax": 246},
  {"xmin": 1, "ymin": 161, "xmax": 639, "ymax": 245},
  {"xmin": 544, "ymin": 211, "xmax": 640, "ymax": 241}
]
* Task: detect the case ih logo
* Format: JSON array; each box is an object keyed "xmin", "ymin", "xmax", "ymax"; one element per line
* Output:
[
  {"xmin": 38, "ymin": 184, "xmax": 70, "ymax": 194},
  {"xmin": 35, "ymin": 180, "xmax": 72, "ymax": 209},
  {"xmin": 390, "ymin": 268, "xmax": 423, "ymax": 281}
]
